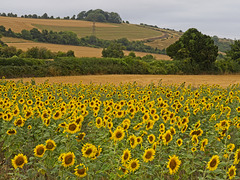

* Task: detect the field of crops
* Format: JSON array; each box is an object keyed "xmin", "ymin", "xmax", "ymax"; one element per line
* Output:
[{"xmin": 1, "ymin": 78, "xmax": 240, "ymax": 179}]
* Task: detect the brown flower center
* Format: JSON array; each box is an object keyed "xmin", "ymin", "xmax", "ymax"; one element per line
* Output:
[
  {"xmin": 16, "ymin": 157, "xmax": 24, "ymax": 166},
  {"xmin": 170, "ymin": 160, "xmax": 177, "ymax": 170}
]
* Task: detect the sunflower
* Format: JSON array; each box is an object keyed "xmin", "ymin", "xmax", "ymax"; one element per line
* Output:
[
  {"xmin": 146, "ymin": 120, "xmax": 154, "ymax": 130},
  {"xmin": 143, "ymin": 148, "xmax": 155, "ymax": 162},
  {"xmin": 181, "ymin": 124, "xmax": 188, "ymax": 133},
  {"xmin": 142, "ymin": 113, "xmax": 150, "ymax": 123},
  {"xmin": 133, "ymin": 123, "xmax": 142, "ymax": 131},
  {"xmin": 227, "ymin": 143, "xmax": 235, "ymax": 152},
  {"xmin": 207, "ymin": 155, "xmax": 220, "ymax": 171},
  {"xmin": 92, "ymin": 145, "xmax": 102, "ymax": 159},
  {"xmin": 167, "ymin": 155, "xmax": 181, "ymax": 175},
  {"xmin": 95, "ymin": 117, "xmax": 103, "ymax": 128},
  {"xmin": 14, "ymin": 118, "xmax": 25, "ymax": 127},
  {"xmin": 176, "ymin": 139, "xmax": 183, "ymax": 147},
  {"xmin": 112, "ymin": 127, "xmax": 125, "ymax": 142},
  {"xmin": 28, "ymin": 125, "xmax": 32, "ymax": 129},
  {"xmin": 24, "ymin": 110, "xmax": 32, "ymax": 119},
  {"xmin": 44, "ymin": 119, "xmax": 51, "ymax": 127},
  {"xmin": 34, "ymin": 144, "xmax": 46, "ymax": 157},
  {"xmin": 128, "ymin": 159, "xmax": 140, "ymax": 172},
  {"xmin": 153, "ymin": 114, "xmax": 159, "ymax": 121},
  {"xmin": 163, "ymin": 130, "xmax": 173, "ymax": 145},
  {"xmin": 62, "ymin": 152, "xmax": 75, "ymax": 167},
  {"xmin": 129, "ymin": 135, "xmax": 138, "ymax": 149},
  {"xmin": 118, "ymin": 166, "xmax": 129, "ymax": 177},
  {"xmin": 45, "ymin": 139, "xmax": 56, "ymax": 151},
  {"xmin": 159, "ymin": 123, "xmax": 165, "ymax": 134},
  {"xmin": 122, "ymin": 122, "xmax": 130, "ymax": 131},
  {"xmin": 136, "ymin": 136, "xmax": 143, "ymax": 145},
  {"xmin": 227, "ymin": 165, "xmax": 236, "ymax": 180},
  {"xmin": 76, "ymin": 132, "xmax": 86, "ymax": 142},
  {"xmin": 200, "ymin": 139, "xmax": 208, "ymax": 151},
  {"xmin": 74, "ymin": 163, "xmax": 88, "ymax": 178},
  {"xmin": 66, "ymin": 122, "xmax": 79, "ymax": 134},
  {"xmin": 191, "ymin": 147, "xmax": 197, "ymax": 152},
  {"xmin": 121, "ymin": 149, "xmax": 131, "ymax": 164},
  {"xmin": 147, "ymin": 134, "xmax": 156, "ymax": 144},
  {"xmin": 7, "ymin": 129, "xmax": 17, "ymax": 135},
  {"xmin": 170, "ymin": 126, "xmax": 176, "ymax": 135},
  {"xmin": 234, "ymin": 148, "xmax": 240, "ymax": 164},
  {"xmin": 81, "ymin": 143, "xmax": 98, "ymax": 159},
  {"xmin": 192, "ymin": 135, "xmax": 198, "ymax": 146},
  {"xmin": 194, "ymin": 120, "xmax": 201, "ymax": 129},
  {"xmin": 52, "ymin": 110, "xmax": 62, "ymax": 120},
  {"xmin": 11, "ymin": 153, "xmax": 28, "ymax": 169},
  {"xmin": 107, "ymin": 121, "xmax": 113, "ymax": 129}
]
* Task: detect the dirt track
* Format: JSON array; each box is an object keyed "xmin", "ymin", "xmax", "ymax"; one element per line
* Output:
[{"xmin": 6, "ymin": 75, "xmax": 240, "ymax": 88}]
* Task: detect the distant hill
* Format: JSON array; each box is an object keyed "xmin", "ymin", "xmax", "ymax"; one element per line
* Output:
[{"xmin": 0, "ymin": 16, "xmax": 233, "ymax": 53}]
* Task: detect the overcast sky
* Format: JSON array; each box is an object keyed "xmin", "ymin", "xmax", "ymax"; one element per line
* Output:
[{"xmin": 1, "ymin": 0, "xmax": 240, "ymax": 39}]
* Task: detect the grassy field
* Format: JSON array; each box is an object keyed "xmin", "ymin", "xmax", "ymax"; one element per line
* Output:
[
  {"xmin": 2, "ymin": 37, "xmax": 171, "ymax": 60},
  {"xmin": 33, "ymin": 23, "xmax": 164, "ymax": 41},
  {"xmin": 0, "ymin": 16, "xmax": 164, "ymax": 41}
]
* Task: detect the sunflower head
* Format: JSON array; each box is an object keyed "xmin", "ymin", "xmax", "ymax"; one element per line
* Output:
[
  {"xmin": 176, "ymin": 139, "xmax": 183, "ymax": 147},
  {"xmin": 121, "ymin": 149, "xmax": 131, "ymax": 164},
  {"xmin": 147, "ymin": 134, "xmax": 156, "ymax": 144},
  {"xmin": 74, "ymin": 163, "xmax": 88, "ymax": 177},
  {"xmin": 207, "ymin": 155, "xmax": 220, "ymax": 171},
  {"xmin": 128, "ymin": 159, "xmax": 140, "ymax": 172},
  {"xmin": 227, "ymin": 165, "xmax": 236, "ymax": 180},
  {"xmin": 11, "ymin": 153, "xmax": 28, "ymax": 169},
  {"xmin": 112, "ymin": 127, "xmax": 125, "ymax": 142},
  {"xmin": 45, "ymin": 139, "xmax": 56, "ymax": 151},
  {"xmin": 143, "ymin": 148, "xmax": 155, "ymax": 162},
  {"xmin": 34, "ymin": 144, "xmax": 46, "ymax": 157},
  {"xmin": 163, "ymin": 130, "xmax": 172, "ymax": 145},
  {"xmin": 234, "ymin": 149, "xmax": 240, "ymax": 164},
  {"xmin": 81, "ymin": 143, "xmax": 98, "ymax": 159},
  {"xmin": 66, "ymin": 122, "xmax": 79, "ymax": 134},
  {"xmin": 76, "ymin": 132, "xmax": 86, "ymax": 142},
  {"xmin": 167, "ymin": 155, "xmax": 181, "ymax": 175},
  {"xmin": 7, "ymin": 129, "xmax": 17, "ymax": 135},
  {"xmin": 62, "ymin": 152, "xmax": 75, "ymax": 167}
]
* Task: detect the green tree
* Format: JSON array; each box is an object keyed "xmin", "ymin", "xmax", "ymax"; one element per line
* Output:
[
  {"xmin": 102, "ymin": 43, "xmax": 124, "ymax": 58},
  {"xmin": 21, "ymin": 29, "xmax": 32, "ymax": 40},
  {"xmin": 166, "ymin": 28, "xmax": 218, "ymax": 71},
  {"xmin": 226, "ymin": 40, "xmax": 240, "ymax": 62}
]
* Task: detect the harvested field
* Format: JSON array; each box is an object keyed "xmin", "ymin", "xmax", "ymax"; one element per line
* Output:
[
  {"xmin": 0, "ymin": 16, "xmax": 116, "ymax": 33},
  {"xmin": 6, "ymin": 74, "xmax": 240, "ymax": 88},
  {"xmin": 3, "ymin": 38, "xmax": 171, "ymax": 60}
]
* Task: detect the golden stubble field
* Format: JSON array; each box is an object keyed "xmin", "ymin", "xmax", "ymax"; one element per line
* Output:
[
  {"xmin": 2, "ymin": 37, "xmax": 171, "ymax": 60},
  {"xmin": 0, "ymin": 16, "xmax": 116, "ymax": 32},
  {"xmin": 7, "ymin": 74, "xmax": 240, "ymax": 88}
]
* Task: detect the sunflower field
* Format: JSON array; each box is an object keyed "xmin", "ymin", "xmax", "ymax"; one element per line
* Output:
[{"xmin": 0, "ymin": 79, "xmax": 240, "ymax": 179}]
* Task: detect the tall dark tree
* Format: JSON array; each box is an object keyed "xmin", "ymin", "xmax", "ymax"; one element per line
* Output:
[
  {"xmin": 41, "ymin": 13, "xmax": 49, "ymax": 19},
  {"xmin": 226, "ymin": 40, "xmax": 240, "ymax": 61},
  {"xmin": 166, "ymin": 28, "xmax": 218, "ymax": 70}
]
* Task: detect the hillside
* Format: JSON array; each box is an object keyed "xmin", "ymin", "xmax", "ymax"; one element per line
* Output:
[
  {"xmin": 0, "ymin": 16, "xmax": 232, "ymax": 56},
  {"xmin": 0, "ymin": 16, "xmax": 182, "ymax": 49}
]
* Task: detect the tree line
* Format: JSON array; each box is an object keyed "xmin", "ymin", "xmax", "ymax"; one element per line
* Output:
[
  {"xmin": 0, "ymin": 9, "xmax": 122, "ymax": 23},
  {"xmin": 0, "ymin": 41, "xmax": 75, "ymax": 59},
  {"xmin": 0, "ymin": 25, "xmax": 165, "ymax": 54}
]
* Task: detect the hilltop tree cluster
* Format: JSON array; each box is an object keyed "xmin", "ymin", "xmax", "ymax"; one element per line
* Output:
[{"xmin": 0, "ymin": 9, "xmax": 122, "ymax": 23}]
